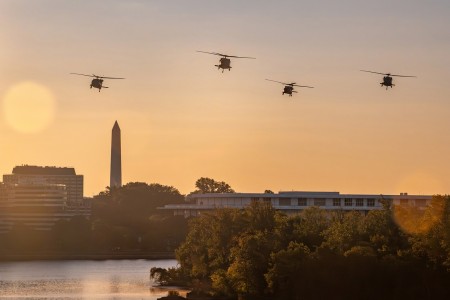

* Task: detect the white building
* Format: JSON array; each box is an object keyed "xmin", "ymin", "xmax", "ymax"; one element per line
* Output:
[{"xmin": 160, "ymin": 191, "xmax": 432, "ymax": 217}]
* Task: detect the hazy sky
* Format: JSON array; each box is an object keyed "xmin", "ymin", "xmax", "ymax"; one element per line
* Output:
[{"xmin": 1, "ymin": 0, "xmax": 450, "ymax": 196}]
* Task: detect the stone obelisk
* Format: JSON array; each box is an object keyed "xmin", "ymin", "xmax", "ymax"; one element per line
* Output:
[{"xmin": 110, "ymin": 121, "xmax": 122, "ymax": 188}]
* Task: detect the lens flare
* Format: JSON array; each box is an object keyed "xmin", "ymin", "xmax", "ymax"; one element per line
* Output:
[
  {"xmin": 2, "ymin": 82, "xmax": 55, "ymax": 133},
  {"xmin": 393, "ymin": 197, "xmax": 445, "ymax": 234}
]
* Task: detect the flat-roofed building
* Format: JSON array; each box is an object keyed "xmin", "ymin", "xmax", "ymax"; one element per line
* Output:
[
  {"xmin": 160, "ymin": 191, "xmax": 433, "ymax": 217},
  {"xmin": 0, "ymin": 166, "xmax": 91, "ymax": 233},
  {"xmin": 3, "ymin": 165, "xmax": 83, "ymax": 205},
  {"xmin": 0, "ymin": 183, "xmax": 67, "ymax": 232}
]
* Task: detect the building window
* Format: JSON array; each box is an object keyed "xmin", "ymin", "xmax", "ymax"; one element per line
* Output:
[
  {"xmin": 415, "ymin": 199, "xmax": 427, "ymax": 207},
  {"xmin": 356, "ymin": 199, "xmax": 364, "ymax": 207},
  {"xmin": 279, "ymin": 198, "xmax": 291, "ymax": 206},
  {"xmin": 297, "ymin": 198, "xmax": 307, "ymax": 206},
  {"xmin": 251, "ymin": 197, "xmax": 259, "ymax": 203},
  {"xmin": 367, "ymin": 199, "xmax": 375, "ymax": 207},
  {"xmin": 400, "ymin": 199, "xmax": 409, "ymax": 206},
  {"xmin": 314, "ymin": 198, "xmax": 326, "ymax": 206},
  {"xmin": 333, "ymin": 198, "xmax": 341, "ymax": 207},
  {"xmin": 263, "ymin": 198, "xmax": 271, "ymax": 203},
  {"xmin": 344, "ymin": 198, "xmax": 353, "ymax": 206}
]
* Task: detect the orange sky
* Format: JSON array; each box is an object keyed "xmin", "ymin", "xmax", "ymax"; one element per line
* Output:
[{"xmin": 1, "ymin": 0, "xmax": 450, "ymax": 196}]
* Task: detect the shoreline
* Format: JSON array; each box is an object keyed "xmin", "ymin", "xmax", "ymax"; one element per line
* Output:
[{"xmin": 0, "ymin": 251, "xmax": 175, "ymax": 262}]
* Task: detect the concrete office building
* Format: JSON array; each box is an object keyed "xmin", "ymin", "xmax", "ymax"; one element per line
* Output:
[
  {"xmin": 3, "ymin": 165, "xmax": 83, "ymax": 205},
  {"xmin": 0, "ymin": 166, "xmax": 90, "ymax": 232},
  {"xmin": 0, "ymin": 183, "xmax": 68, "ymax": 232}
]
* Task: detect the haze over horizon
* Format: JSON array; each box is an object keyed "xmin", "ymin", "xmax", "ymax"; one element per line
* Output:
[{"xmin": 1, "ymin": 0, "xmax": 450, "ymax": 196}]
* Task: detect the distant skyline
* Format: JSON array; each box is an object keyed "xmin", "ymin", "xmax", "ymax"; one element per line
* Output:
[{"xmin": 1, "ymin": 0, "xmax": 450, "ymax": 196}]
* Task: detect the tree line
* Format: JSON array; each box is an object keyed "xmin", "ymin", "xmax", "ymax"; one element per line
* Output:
[
  {"xmin": 152, "ymin": 196, "xmax": 450, "ymax": 300},
  {"xmin": 0, "ymin": 177, "xmax": 232, "ymax": 255}
]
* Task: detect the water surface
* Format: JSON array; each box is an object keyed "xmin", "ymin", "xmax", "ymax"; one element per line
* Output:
[{"xmin": 0, "ymin": 259, "xmax": 182, "ymax": 299}]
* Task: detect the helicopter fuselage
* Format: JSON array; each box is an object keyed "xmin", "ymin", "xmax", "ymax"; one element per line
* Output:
[
  {"xmin": 215, "ymin": 57, "xmax": 231, "ymax": 72},
  {"xmin": 381, "ymin": 76, "xmax": 394, "ymax": 88},
  {"xmin": 90, "ymin": 78, "xmax": 105, "ymax": 91},
  {"xmin": 283, "ymin": 85, "xmax": 295, "ymax": 96}
]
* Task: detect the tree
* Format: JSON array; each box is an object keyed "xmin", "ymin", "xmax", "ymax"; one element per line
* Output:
[
  {"xmin": 89, "ymin": 182, "xmax": 187, "ymax": 252},
  {"xmin": 192, "ymin": 177, "xmax": 235, "ymax": 194},
  {"xmin": 227, "ymin": 231, "xmax": 275, "ymax": 299},
  {"xmin": 176, "ymin": 208, "xmax": 244, "ymax": 281},
  {"xmin": 322, "ymin": 211, "xmax": 366, "ymax": 254},
  {"xmin": 265, "ymin": 242, "xmax": 311, "ymax": 299},
  {"xmin": 292, "ymin": 207, "xmax": 330, "ymax": 250},
  {"xmin": 409, "ymin": 195, "xmax": 450, "ymax": 270}
]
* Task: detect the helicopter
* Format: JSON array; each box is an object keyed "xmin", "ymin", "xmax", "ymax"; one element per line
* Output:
[
  {"xmin": 70, "ymin": 73, "xmax": 125, "ymax": 92},
  {"xmin": 265, "ymin": 79, "xmax": 314, "ymax": 96},
  {"xmin": 360, "ymin": 70, "xmax": 416, "ymax": 89},
  {"xmin": 197, "ymin": 51, "xmax": 255, "ymax": 72}
]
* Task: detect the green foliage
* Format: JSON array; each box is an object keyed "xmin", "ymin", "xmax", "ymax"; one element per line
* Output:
[
  {"xmin": 292, "ymin": 206, "xmax": 330, "ymax": 250},
  {"xmin": 322, "ymin": 211, "xmax": 365, "ymax": 254},
  {"xmin": 192, "ymin": 177, "xmax": 235, "ymax": 194},
  {"xmin": 227, "ymin": 231, "xmax": 275, "ymax": 298},
  {"xmin": 176, "ymin": 208, "xmax": 244, "ymax": 281},
  {"xmin": 93, "ymin": 182, "xmax": 184, "ymax": 223},
  {"xmin": 265, "ymin": 242, "xmax": 311, "ymax": 297},
  {"xmin": 150, "ymin": 267, "xmax": 187, "ymax": 286},
  {"xmin": 176, "ymin": 202, "xmax": 283, "ymax": 298},
  {"xmin": 87, "ymin": 182, "xmax": 187, "ymax": 252},
  {"xmin": 409, "ymin": 195, "xmax": 450, "ymax": 270},
  {"xmin": 173, "ymin": 196, "xmax": 450, "ymax": 299}
]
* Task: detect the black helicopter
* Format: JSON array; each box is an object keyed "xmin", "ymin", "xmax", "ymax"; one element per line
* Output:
[
  {"xmin": 197, "ymin": 51, "xmax": 255, "ymax": 72},
  {"xmin": 360, "ymin": 70, "xmax": 416, "ymax": 89},
  {"xmin": 265, "ymin": 79, "xmax": 314, "ymax": 96},
  {"xmin": 70, "ymin": 73, "xmax": 125, "ymax": 92}
]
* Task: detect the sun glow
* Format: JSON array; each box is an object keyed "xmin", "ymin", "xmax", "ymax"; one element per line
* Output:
[{"xmin": 2, "ymin": 82, "xmax": 55, "ymax": 134}]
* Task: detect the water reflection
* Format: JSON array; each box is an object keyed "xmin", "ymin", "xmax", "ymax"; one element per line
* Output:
[{"xmin": 0, "ymin": 259, "xmax": 181, "ymax": 299}]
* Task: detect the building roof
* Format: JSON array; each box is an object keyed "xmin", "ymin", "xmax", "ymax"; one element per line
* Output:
[
  {"xmin": 12, "ymin": 165, "xmax": 76, "ymax": 176},
  {"xmin": 186, "ymin": 191, "xmax": 431, "ymax": 199}
]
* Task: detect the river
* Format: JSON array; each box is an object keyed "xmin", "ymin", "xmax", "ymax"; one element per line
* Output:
[{"xmin": 0, "ymin": 259, "xmax": 183, "ymax": 299}]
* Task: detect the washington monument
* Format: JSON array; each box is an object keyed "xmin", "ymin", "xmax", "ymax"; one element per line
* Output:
[{"xmin": 110, "ymin": 121, "xmax": 122, "ymax": 188}]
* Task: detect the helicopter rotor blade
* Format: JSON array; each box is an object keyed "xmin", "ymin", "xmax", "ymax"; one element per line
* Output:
[
  {"xmin": 293, "ymin": 84, "xmax": 314, "ymax": 88},
  {"xmin": 98, "ymin": 76, "xmax": 125, "ymax": 80},
  {"xmin": 70, "ymin": 73, "xmax": 96, "ymax": 78},
  {"xmin": 226, "ymin": 55, "xmax": 256, "ymax": 59},
  {"xmin": 197, "ymin": 51, "xmax": 255, "ymax": 59},
  {"xmin": 360, "ymin": 70, "xmax": 387, "ymax": 76},
  {"xmin": 390, "ymin": 74, "xmax": 417, "ymax": 78},
  {"xmin": 265, "ymin": 79, "xmax": 289, "ymax": 85},
  {"xmin": 197, "ymin": 50, "xmax": 227, "ymax": 57}
]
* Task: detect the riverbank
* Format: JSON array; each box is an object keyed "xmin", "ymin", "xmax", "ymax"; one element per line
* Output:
[{"xmin": 0, "ymin": 251, "xmax": 175, "ymax": 261}]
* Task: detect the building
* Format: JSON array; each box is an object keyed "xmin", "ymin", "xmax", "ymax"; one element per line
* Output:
[
  {"xmin": 160, "ymin": 191, "xmax": 433, "ymax": 217},
  {"xmin": 0, "ymin": 183, "xmax": 68, "ymax": 232},
  {"xmin": 3, "ymin": 165, "xmax": 83, "ymax": 205},
  {"xmin": 110, "ymin": 120, "xmax": 122, "ymax": 188},
  {"xmin": 0, "ymin": 166, "xmax": 90, "ymax": 233}
]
